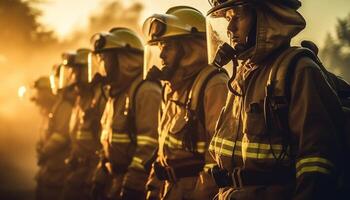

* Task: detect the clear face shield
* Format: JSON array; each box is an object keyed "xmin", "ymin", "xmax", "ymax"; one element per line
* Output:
[
  {"xmin": 49, "ymin": 64, "xmax": 61, "ymax": 95},
  {"xmin": 143, "ymin": 41, "xmax": 166, "ymax": 80},
  {"xmin": 143, "ymin": 18, "xmax": 180, "ymax": 80},
  {"xmin": 206, "ymin": 3, "xmax": 251, "ymax": 71},
  {"xmin": 88, "ymin": 52, "xmax": 106, "ymax": 83}
]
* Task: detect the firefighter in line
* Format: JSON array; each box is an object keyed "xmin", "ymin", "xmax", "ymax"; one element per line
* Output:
[
  {"xmin": 142, "ymin": 6, "xmax": 229, "ymax": 200},
  {"xmin": 206, "ymin": 0, "xmax": 344, "ymax": 199},
  {"xmin": 27, "ymin": 76, "xmax": 56, "ymax": 200},
  {"xmin": 61, "ymin": 48, "xmax": 108, "ymax": 200},
  {"xmin": 36, "ymin": 56, "xmax": 78, "ymax": 200},
  {"xmin": 90, "ymin": 27, "xmax": 161, "ymax": 200}
]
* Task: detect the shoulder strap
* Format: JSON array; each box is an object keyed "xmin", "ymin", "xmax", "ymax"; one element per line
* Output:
[
  {"xmin": 267, "ymin": 47, "xmax": 335, "ymax": 100},
  {"xmin": 265, "ymin": 46, "xmax": 333, "ymax": 162},
  {"xmin": 127, "ymin": 75, "xmax": 145, "ymax": 115},
  {"xmin": 186, "ymin": 65, "xmax": 228, "ymax": 126},
  {"xmin": 187, "ymin": 65, "xmax": 228, "ymax": 111}
]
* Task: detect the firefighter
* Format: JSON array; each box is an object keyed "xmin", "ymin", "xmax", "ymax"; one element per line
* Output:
[
  {"xmin": 206, "ymin": 0, "xmax": 344, "ymax": 199},
  {"xmin": 29, "ymin": 76, "xmax": 56, "ymax": 200},
  {"xmin": 90, "ymin": 27, "xmax": 161, "ymax": 200},
  {"xmin": 36, "ymin": 56, "xmax": 78, "ymax": 200},
  {"xmin": 61, "ymin": 48, "xmax": 108, "ymax": 200},
  {"xmin": 142, "ymin": 6, "xmax": 229, "ymax": 200}
]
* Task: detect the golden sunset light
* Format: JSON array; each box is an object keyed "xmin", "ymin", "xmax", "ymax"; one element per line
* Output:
[{"xmin": 0, "ymin": 0, "xmax": 349, "ymax": 200}]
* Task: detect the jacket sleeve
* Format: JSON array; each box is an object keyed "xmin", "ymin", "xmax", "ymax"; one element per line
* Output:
[
  {"xmin": 123, "ymin": 81, "xmax": 162, "ymax": 192},
  {"xmin": 42, "ymin": 100, "xmax": 73, "ymax": 158},
  {"xmin": 203, "ymin": 72, "xmax": 229, "ymax": 171},
  {"xmin": 290, "ymin": 57, "xmax": 343, "ymax": 200}
]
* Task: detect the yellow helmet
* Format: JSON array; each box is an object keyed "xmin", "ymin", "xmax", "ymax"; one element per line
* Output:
[
  {"xmin": 59, "ymin": 48, "xmax": 91, "ymax": 89},
  {"xmin": 34, "ymin": 76, "xmax": 51, "ymax": 90},
  {"xmin": 142, "ymin": 6, "xmax": 206, "ymax": 44},
  {"xmin": 91, "ymin": 27, "xmax": 143, "ymax": 53}
]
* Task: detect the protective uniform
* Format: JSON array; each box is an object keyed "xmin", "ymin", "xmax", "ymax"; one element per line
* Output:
[
  {"xmin": 91, "ymin": 27, "xmax": 162, "ymax": 200},
  {"xmin": 206, "ymin": 0, "xmax": 344, "ymax": 199},
  {"xmin": 36, "ymin": 62, "xmax": 77, "ymax": 200},
  {"xmin": 142, "ymin": 6, "xmax": 229, "ymax": 200},
  {"xmin": 60, "ymin": 49, "xmax": 108, "ymax": 200},
  {"xmin": 28, "ymin": 76, "xmax": 57, "ymax": 200}
]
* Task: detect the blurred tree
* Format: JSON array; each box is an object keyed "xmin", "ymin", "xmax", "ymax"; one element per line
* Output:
[
  {"xmin": 0, "ymin": 0, "xmax": 56, "ymax": 59},
  {"xmin": 321, "ymin": 13, "xmax": 350, "ymax": 81}
]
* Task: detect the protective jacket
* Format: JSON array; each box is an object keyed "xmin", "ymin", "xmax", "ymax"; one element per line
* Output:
[
  {"xmin": 36, "ymin": 89, "xmax": 75, "ymax": 200},
  {"xmin": 209, "ymin": 2, "xmax": 344, "ymax": 200},
  {"xmin": 99, "ymin": 75, "xmax": 161, "ymax": 198},
  {"xmin": 62, "ymin": 81, "xmax": 108, "ymax": 200}
]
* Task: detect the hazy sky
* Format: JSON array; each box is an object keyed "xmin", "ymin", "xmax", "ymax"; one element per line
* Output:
[{"xmin": 38, "ymin": 0, "xmax": 350, "ymax": 47}]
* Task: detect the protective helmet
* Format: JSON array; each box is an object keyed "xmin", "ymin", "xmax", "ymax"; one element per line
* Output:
[
  {"xmin": 206, "ymin": 0, "xmax": 302, "ymax": 66},
  {"xmin": 18, "ymin": 76, "xmax": 54, "ymax": 104},
  {"xmin": 207, "ymin": 0, "xmax": 301, "ymax": 14},
  {"xmin": 90, "ymin": 27, "xmax": 143, "ymax": 53},
  {"xmin": 58, "ymin": 48, "xmax": 91, "ymax": 89},
  {"xmin": 34, "ymin": 76, "xmax": 51, "ymax": 90},
  {"xmin": 143, "ymin": 6, "xmax": 206, "ymax": 44},
  {"xmin": 142, "ymin": 6, "xmax": 206, "ymax": 80}
]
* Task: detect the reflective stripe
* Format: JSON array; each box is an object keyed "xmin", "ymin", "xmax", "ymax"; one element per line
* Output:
[
  {"xmin": 210, "ymin": 136, "xmax": 287, "ymax": 159},
  {"xmin": 204, "ymin": 163, "xmax": 217, "ymax": 171},
  {"xmin": 164, "ymin": 135, "xmax": 206, "ymax": 152},
  {"xmin": 296, "ymin": 157, "xmax": 334, "ymax": 168},
  {"xmin": 137, "ymin": 135, "xmax": 158, "ymax": 146},
  {"xmin": 50, "ymin": 132, "xmax": 67, "ymax": 143},
  {"xmin": 76, "ymin": 130, "xmax": 94, "ymax": 140},
  {"xmin": 296, "ymin": 157, "xmax": 334, "ymax": 177},
  {"xmin": 296, "ymin": 166, "xmax": 331, "ymax": 178},
  {"xmin": 130, "ymin": 156, "xmax": 144, "ymax": 170},
  {"xmin": 111, "ymin": 133, "xmax": 131, "ymax": 143}
]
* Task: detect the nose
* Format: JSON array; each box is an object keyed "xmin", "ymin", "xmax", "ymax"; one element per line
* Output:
[
  {"xmin": 159, "ymin": 47, "xmax": 166, "ymax": 60},
  {"xmin": 227, "ymin": 19, "xmax": 237, "ymax": 38}
]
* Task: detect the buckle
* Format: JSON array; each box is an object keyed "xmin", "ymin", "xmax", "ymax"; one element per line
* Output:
[
  {"xmin": 165, "ymin": 166, "xmax": 177, "ymax": 182},
  {"xmin": 232, "ymin": 168, "xmax": 243, "ymax": 188}
]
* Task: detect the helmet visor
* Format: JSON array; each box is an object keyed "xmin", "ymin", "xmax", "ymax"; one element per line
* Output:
[
  {"xmin": 88, "ymin": 52, "xmax": 105, "ymax": 82},
  {"xmin": 206, "ymin": 10, "xmax": 234, "ymax": 71},
  {"xmin": 50, "ymin": 64, "xmax": 61, "ymax": 94},
  {"xmin": 143, "ymin": 42, "xmax": 165, "ymax": 80}
]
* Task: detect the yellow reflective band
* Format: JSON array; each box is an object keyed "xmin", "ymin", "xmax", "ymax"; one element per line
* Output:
[
  {"xmin": 213, "ymin": 137, "xmax": 235, "ymax": 147},
  {"xmin": 236, "ymin": 141, "xmax": 283, "ymax": 150},
  {"xmin": 130, "ymin": 157, "xmax": 144, "ymax": 170},
  {"xmin": 296, "ymin": 166, "xmax": 331, "ymax": 178},
  {"xmin": 204, "ymin": 163, "xmax": 217, "ymax": 171},
  {"xmin": 296, "ymin": 157, "xmax": 334, "ymax": 169},
  {"xmin": 76, "ymin": 130, "xmax": 94, "ymax": 140},
  {"xmin": 210, "ymin": 136, "xmax": 287, "ymax": 159},
  {"xmin": 197, "ymin": 142, "xmax": 206, "ymax": 147},
  {"xmin": 50, "ymin": 132, "xmax": 67, "ymax": 143},
  {"xmin": 137, "ymin": 135, "xmax": 158, "ymax": 145},
  {"xmin": 111, "ymin": 138, "xmax": 131, "ymax": 143},
  {"xmin": 234, "ymin": 150, "xmax": 277, "ymax": 159},
  {"xmin": 112, "ymin": 133, "xmax": 130, "ymax": 138},
  {"xmin": 167, "ymin": 135, "xmax": 182, "ymax": 145}
]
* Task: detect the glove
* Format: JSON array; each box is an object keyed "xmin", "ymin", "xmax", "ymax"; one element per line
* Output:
[{"xmin": 120, "ymin": 187, "xmax": 145, "ymax": 200}]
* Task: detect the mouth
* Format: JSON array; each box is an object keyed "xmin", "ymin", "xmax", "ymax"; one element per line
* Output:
[
  {"xmin": 230, "ymin": 36, "xmax": 240, "ymax": 43},
  {"xmin": 161, "ymin": 60, "xmax": 168, "ymax": 67}
]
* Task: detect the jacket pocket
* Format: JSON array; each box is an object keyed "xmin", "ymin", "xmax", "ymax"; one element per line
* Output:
[{"xmin": 242, "ymin": 102, "xmax": 266, "ymax": 136}]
